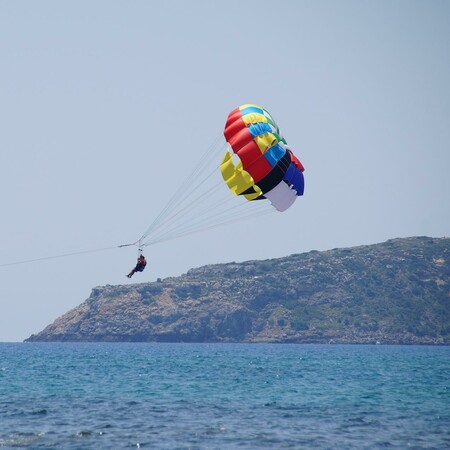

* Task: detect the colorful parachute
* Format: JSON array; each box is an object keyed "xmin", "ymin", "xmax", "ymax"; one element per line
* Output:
[{"xmin": 220, "ymin": 104, "xmax": 305, "ymax": 212}]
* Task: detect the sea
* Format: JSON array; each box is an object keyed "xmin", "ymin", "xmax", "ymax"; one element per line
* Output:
[{"xmin": 0, "ymin": 343, "xmax": 449, "ymax": 449}]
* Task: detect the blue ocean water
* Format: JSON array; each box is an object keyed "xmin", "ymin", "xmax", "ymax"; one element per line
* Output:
[{"xmin": 0, "ymin": 343, "xmax": 449, "ymax": 449}]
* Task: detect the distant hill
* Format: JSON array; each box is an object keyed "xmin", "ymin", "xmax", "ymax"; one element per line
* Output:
[{"xmin": 26, "ymin": 237, "xmax": 450, "ymax": 344}]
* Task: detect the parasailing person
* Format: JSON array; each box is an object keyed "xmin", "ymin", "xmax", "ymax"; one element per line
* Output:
[{"xmin": 126, "ymin": 253, "xmax": 147, "ymax": 278}]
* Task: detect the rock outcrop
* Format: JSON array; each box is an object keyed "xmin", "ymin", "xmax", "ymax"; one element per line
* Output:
[{"xmin": 26, "ymin": 237, "xmax": 450, "ymax": 344}]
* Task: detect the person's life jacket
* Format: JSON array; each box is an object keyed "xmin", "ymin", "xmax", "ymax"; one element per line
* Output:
[{"xmin": 136, "ymin": 258, "xmax": 147, "ymax": 271}]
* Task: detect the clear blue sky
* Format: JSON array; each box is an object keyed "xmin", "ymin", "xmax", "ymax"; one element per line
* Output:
[{"xmin": 1, "ymin": 0, "xmax": 449, "ymax": 342}]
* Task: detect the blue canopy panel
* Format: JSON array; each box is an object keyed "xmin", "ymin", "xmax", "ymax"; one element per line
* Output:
[
  {"xmin": 284, "ymin": 163, "xmax": 305, "ymax": 196},
  {"xmin": 240, "ymin": 105, "xmax": 265, "ymax": 116},
  {"xmin": 247, "ymin": 122, "xmax": 272, "ymax": 137},
  {"xmin": 264, "ymin": 143, "xmax": 285, "ymax": 167}
]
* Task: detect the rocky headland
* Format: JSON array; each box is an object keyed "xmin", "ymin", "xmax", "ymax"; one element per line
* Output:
[{"xmin": 26, "ymin": 237, "xmax": 450, "ymax": 344}]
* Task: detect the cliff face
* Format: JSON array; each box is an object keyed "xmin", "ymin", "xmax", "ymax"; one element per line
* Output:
[{"xmin": 26, "ymin": 237, "xmax": 450, "ymax": 344}]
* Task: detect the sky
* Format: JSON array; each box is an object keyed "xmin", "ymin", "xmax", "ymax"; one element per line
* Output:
[{"xmin": 1, "ymin": 0, "xmax": 449, "ymax": 342}]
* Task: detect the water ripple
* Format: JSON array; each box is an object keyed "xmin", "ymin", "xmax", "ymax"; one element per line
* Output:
[{"xmin": 0, "ymin": 343, "xmax": 449, "ymax": 449}]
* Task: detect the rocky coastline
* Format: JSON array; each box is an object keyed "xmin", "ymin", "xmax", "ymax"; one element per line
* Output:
[{"xmin": 26, "ymin": 237, "xmax": 450, "ymax": 344}]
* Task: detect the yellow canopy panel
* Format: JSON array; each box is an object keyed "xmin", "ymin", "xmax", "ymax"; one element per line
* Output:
[
  {"xmin": 242, "ymin": 112, "xmax": 268, "ymax": 126},
  {"xmin": 220, "ymin": 151, "xmax": 262, "ymax": 200},
  {"xmin": 254, "ymin": 132, "xmax": 279, "ymax": 153}
]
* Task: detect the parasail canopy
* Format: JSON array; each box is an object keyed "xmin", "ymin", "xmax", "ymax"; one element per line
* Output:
[
  {"xmin": 220, "ymin": 104, "xmax": 305, "ymax": 212},
  {"xmin": 136, "ymin": 103, "xmax": 306, "ymax": 249}
]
